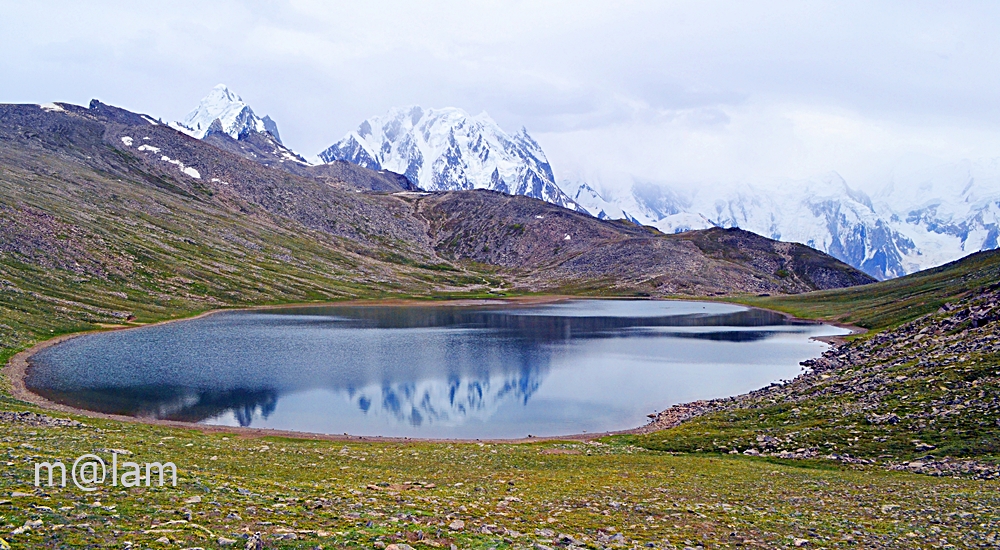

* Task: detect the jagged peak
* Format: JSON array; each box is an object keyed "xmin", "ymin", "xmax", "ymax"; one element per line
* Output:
[
  {"xmin": 319, "ymin": 105, "xmax": 577, "ymax": 210},
  {"xmin": 207, "ymin": 83, "xmax": 242, "ymax": 103},
  {"xmin": 172, "ymin": 84, "xmax": 281, "ymax": 144}
]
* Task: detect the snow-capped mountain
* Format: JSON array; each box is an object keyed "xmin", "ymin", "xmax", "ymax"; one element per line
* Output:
[
  {"xmin": 170, "ymin": 84, "xmax": 311, "ymax": 167},
  {"xmin": 319, "ymin": 106, "xmax": 585, "ymax": 211},
  {"xmin": 563, "ymin": 164, "xmax": 1000, "ymax": 279},
  {"xmin": 170, "ymin": 84, "xmax": 282, "ymax": 143},
  {"xmin": 163, "ymin": 88, "xmax": 995, "ymax": 279}
]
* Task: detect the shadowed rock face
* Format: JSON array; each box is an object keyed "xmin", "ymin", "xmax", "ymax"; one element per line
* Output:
[{"xmin": 0, "ymin": 99, "xmax": 873, "ymax": 302}]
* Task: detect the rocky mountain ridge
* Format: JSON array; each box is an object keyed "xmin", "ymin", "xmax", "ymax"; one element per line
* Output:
[
  {"xmin": 170, "ymin": 84, "xmax": 281, "ymax": 142},
  {"xmin": 0, "ymin": 98, "xmax": 873, "ymax": 311},
  {"xmin": 164, "ymin": 86, "xmax": 998, "ymax": 281}
]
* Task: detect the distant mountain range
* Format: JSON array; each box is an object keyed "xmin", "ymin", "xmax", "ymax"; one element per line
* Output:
[
  {"xmin": 171, "ymin": 85, "xmax": 1000, "ymax": 279},
  {"xmin": 564, "ymin": 167, "xmax": 1000, "ymax": 280}
]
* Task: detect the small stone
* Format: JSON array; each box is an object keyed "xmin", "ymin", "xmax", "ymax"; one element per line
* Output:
[
  {"xmin": 155, "ymin": 536, "xmax": 170, "ymax": 544},
  {"xmin": 558, "ymin": 533, "xmax": 576, "ymax": 544},
  {"xmin": 245, "ymin": 532, "xmax": 264, "ymax": 550},
  {"xmin": 448, "ymin": 519, "xmax": 465, "ymax": 531},
  {"xmin": 793, "ymin": 538, "xmax": 809, "ymax": 547},
  {"xmin": 218, "ymin": 536, "xmax": 238, "ymax": 546},
  {"xmin": 184, "ymin": 495, "xmax": 202, "ymax": 504}
]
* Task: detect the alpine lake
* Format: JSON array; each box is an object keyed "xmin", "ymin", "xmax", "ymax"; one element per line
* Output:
[{"xmin": 26, "ymin": 299, "xmax": 847, "ymax": 439}]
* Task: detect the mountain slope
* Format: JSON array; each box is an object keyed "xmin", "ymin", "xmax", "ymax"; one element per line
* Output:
[
  {"xmin": 320, "ymin": 106, "xmax": 583, "ymax": 210},
  {"xmin": 166, "ymin": 89, "xmax": 998, "ymax": 279},
  {"xmin": 415, "ymin": 191, "xmax": 874, "ymax": 295},
  {"xmin": 630, "ymin": 247, "xmax": 1000, "ymax": 475},
  {"xmin": 173, "ymin": 85, "xmax": 416, "ymax": 192},
  {"xmin": 0, "ymin": 98, "xmax": 875, "ymax": 359},
  {"xmin": 201, "ymin": 128, "xmax": 416, "ymax": 192},
  {"xmin": 744, "ymin": 246, "xmax": 1000, "ymax": 331}
]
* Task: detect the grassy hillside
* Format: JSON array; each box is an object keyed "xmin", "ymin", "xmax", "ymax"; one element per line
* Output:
[
  {"xmin": 739, "ymin": 248, "xmax": 1000, "ymax": 331},
  {"xmin": 0, "ymin": 99, "xmax": 877, "ymax": 369},
  {"xmin": 625, "ymin": 248, "xmax": 1000, "ymax": 486}
]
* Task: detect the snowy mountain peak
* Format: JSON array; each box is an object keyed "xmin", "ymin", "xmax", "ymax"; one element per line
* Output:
[
  {"xmin": 565, "ymin": 157, "xmax": 1000, "ymax": 280},
  {"xmin": 319, "ymin": 106, "xmax": 582, "ymax": 211},
  {"xmin": 170, "ymin": 84, "xmax": 281, "ymax": 144}
]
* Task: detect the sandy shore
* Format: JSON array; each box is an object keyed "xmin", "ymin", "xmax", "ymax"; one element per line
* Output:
[{"xmin": 3, "ymin": 296, "xmax": 861, "ymax": 444}]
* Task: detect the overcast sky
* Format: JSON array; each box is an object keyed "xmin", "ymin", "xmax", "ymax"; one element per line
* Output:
[{"xmin": 4, "ymin": 1, "xmax": 1000, "ymax": 193}]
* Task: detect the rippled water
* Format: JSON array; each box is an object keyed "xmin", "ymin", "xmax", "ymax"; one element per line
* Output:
[{"xmin": 27, "ymin": 300, "xmax": 847, "ymax": 438}]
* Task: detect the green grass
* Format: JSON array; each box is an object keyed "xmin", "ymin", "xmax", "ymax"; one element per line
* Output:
[
  {"xmin": 0, "ymin": 416, "xmax": 997, "ymax": 548},
  {"xmin": 735, "ymin": 249, "xmax": 1000, "ymax": 331},
  {"xmin": 616, "ymin": 250, "xmax": 1000, "ymax": 494},
  {"xmin": 3, "ymin": 271, "xmax": 1000, "ymax": 547}
]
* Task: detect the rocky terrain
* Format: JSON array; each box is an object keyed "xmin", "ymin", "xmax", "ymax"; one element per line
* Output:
[
  {"xmin": 416, "ymin": 191, "xmax": 874, "ymax": 295},
  {"xmin": 167, "ymin": 86, "xmax": 1000, "ymax": 281},
  {"xmin": 633, "ymin": 250, "xmax": 1000, "ymax": 479},
  {"xmin": 201, "ymin": 122, "xmax": 419, "ymax": 193}
]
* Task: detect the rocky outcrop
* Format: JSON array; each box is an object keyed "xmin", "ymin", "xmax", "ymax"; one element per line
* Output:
[{"xmin": 638, "ymin": 275, "xmax": 1000, "ymax": 478}]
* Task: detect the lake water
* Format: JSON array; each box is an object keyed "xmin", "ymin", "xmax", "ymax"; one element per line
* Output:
[{"xmin": 27, "ymin": 300, "xmax": 847, "ymax": 439}]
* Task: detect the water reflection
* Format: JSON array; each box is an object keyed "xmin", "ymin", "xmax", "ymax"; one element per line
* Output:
[{"xmin": 27, "ymin": 300, "xmax": 846, "ymax": 438}]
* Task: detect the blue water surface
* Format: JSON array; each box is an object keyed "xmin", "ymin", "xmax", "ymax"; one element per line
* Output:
[{"xmin": 27, "ymin": 300, "xmax": 847, "ymax": 438}]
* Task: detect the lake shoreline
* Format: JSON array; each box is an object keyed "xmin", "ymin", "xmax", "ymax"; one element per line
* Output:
[{"xmin": 4, "ymin": 296, "xmax": 862, "ymax": 444}]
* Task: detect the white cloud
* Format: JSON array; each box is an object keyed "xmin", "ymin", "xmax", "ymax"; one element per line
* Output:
[
  {"xmin": 536, "ymin": 99, "xmax": 1000, "ymax": 195},
  {"xmin": 2, "ymin": 1, "xmax": 1000, "ymax": 192}
]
